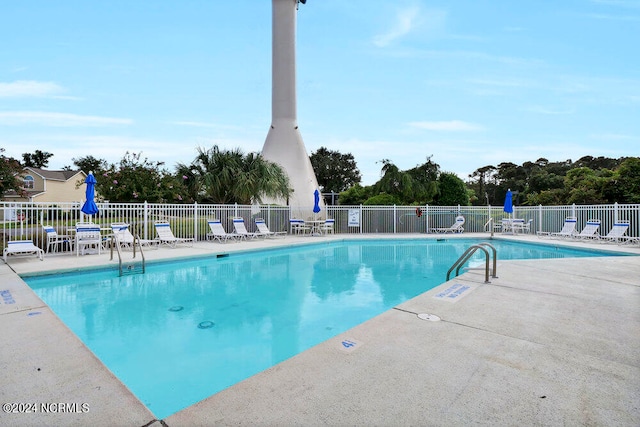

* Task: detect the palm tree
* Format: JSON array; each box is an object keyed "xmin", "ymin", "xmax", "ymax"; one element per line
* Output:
[{"xmin": 176, "ymin": 146, "xmax": 291, "ymax": 204}]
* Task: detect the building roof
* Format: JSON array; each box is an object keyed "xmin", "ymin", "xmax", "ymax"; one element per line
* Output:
[{"xmin": 23, "ymin": 167, "xmax": 84, "ymax": 181}]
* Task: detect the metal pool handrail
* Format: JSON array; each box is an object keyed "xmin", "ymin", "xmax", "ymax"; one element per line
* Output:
[{"xmin": 447, "ymin": 242, "xmax": 497, "ymax": 283}]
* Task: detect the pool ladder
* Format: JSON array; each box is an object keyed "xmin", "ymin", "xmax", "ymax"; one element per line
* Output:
[
  {"xmin": 446, "ymin": 242, "xmax": 497, "ymax": 283},
  {"xmin": 110, "ymin": 235, "xmax": 146, "ymax": 276}
]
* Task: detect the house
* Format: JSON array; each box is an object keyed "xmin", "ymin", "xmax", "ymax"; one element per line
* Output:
[{"xmin": 2, "ymin": 167, "xmax": 87, "ymax": 203}]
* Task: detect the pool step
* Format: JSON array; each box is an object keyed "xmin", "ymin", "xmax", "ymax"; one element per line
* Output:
[{"xmin": 121, "ymin": 261, "xmax": 145, "ymax": 276}]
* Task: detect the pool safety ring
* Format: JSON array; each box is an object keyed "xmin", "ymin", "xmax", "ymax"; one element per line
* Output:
[
  {"xmin": 415, "ymin": 207, "xmax": 422, "ymax": 217},
  {"xmin": 417, "ymin": 313, "xmax": 441, "ymax": 322},
  {"xmin": 168, "ymin": 306, "xmax": 184, "ymax": 312},
  {"xmin": 198, "ymin": 321, "xmax": 215, "ymax": 329}
]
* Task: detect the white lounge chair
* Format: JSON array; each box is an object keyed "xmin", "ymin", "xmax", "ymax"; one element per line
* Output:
[
  {"xmin": 430, "ymin": 215, "xmax": 465, "ymax": 234},
  {"xmin": 206, "ymin": 219, "xmax": 237, "ymax": 243},
  {"xmin": 232, "ymin": 217, "xmax": 260, "ymax": 240},
  {"xmin": 538, "ymin": 217, "xmax": 577, "ymax": 238},
  {"xmin": 111, "ymin": 223, "xmax": 158, "ymax": 249},
  {"xmin": 318, "ymin": 218, "xmax": 335, "ymax": 234},
  {"xmin": 154, "ymin": 221, "xmax": 194, "ymax": 247},
  {"xmin": 3, "ymin": 240, "xmax": 44, "ymax": 263},
  {"xmin": 42, "ymin": 225, "xmax": 73, "ymax": 253},
  {"xmin": 574, "ymin": 219, "xmax": 601, "ymax": 240},
  {"xmin": 598, "ymin": 220, "xmax": 630, "ymax": 243},
  {"xmin": 255, "ymin": 218, "xmax": 286, "ymax": 238},
  {"xmin": 75, "ymin": 223, "xmax": 102, "ymax": 256}
]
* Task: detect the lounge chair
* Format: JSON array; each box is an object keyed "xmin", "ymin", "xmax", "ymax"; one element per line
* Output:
[
  {"xmin": 111, "ymin": 223, "xmax": 159, "ymax": 249},
  {"xmin": 3, "ymin": 240, "xmax": 44, "ymax": 263},
  {"xmin": 154, "ymin": 221, "xmax": 194, "ymax": 247},
  {"xmin": 430, "ymin": 215, "xmax": 465, "ymax": 234},
  {"xmin": 290, "ymin": 218, "xmax": 311, "ymax": 235},
  {"xmin": 318, "ymin": 218, "xmax": 335, "ymax": 235},
  {"xmin": 232, "ymin": 217, "xmax": 260, "ymax": 240},
  {"xmin": 255, "ymin": 218, "xmax": 286, "ymax": 238},
  {"xmin": 597, "ymin": 220, "xmax": 629, "ymax": 243},
  {"xmin": 76, "ymin": 223, "xmax": 102, "ymax": 256},
  {"xmin": 42, "ymin": 225, "xmax": 73, "ymax": 253},
  {"xmin": 538, "ymin": 217, "xmax": 577, "ymax": 238},
  {"xmin": 574, "ymin": 219, "xmax": 601, "ymax": 240},
  {"xmin": 206, "ymin": 219, "xmax": 237, "ymax": 243}
]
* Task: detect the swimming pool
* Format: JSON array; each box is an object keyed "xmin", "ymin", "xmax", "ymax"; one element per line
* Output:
[{"xmin": 24, "ymin": 238, "xmax": 626, "ymax": 419}]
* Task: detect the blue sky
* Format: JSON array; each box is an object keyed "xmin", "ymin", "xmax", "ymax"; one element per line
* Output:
[{"xmin": 1, "ymin": 0, "xmax": 638, "ymax": 186}]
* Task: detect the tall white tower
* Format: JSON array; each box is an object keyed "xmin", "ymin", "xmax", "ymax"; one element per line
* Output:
[{"xmin": 261, "ymin": 0, "xmax": 324, "ymax": 219}]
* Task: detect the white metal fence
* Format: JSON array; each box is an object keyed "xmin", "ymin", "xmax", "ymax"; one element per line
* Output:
[{"xmin": 2, "ymin": 201, "xmax": 639, "ymax": 250}]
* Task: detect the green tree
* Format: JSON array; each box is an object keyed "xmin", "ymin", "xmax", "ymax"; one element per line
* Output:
[
  {"xmin": 70, "ymin": 155, "xmax": 109, "ymax": 174},
  {"xmin": 603, "ymin": 157, "xmax": 640, "ymax": 203},
  {"xmin": 468, "ymin": 165, "xmax": 498, "ymax": 205},
  {"xmin": 363, "ymin": 193, "xmax": 398, "ymax": 205},
  {"xmin": 434, "ymin": 172, "xmax": 469, "ymax": 206},
  {"xmin": 374, "ymin": 160, "xmax": 413, "ymax": 202},
  {"xmin": 0, "ymin": 148, "xmax": 25, "ymax": 197},
  {"xmin": 404, "ymin": 156, "xmax": 440, "ymax": 204},
  {"xmin": 176, "ymin": 145, "xmax": 291, "ymax": 204},
  {"xmin": 22, "ymin": 150, "xmax": 53, "ymax": 168},
  {"xmin": 98, "ymin": 152, "xmax": 186, "ymax": 203},
  {"xmin": 310, "ymin": 147, "xmax": 361, "ymax": 193},
  {"xmin": 338, "ymin": 184, "xmax": 371, "ymax": 205},
  {"xmin": 564, "ymin": 167, "xmax": 609, "ymax": 204}
]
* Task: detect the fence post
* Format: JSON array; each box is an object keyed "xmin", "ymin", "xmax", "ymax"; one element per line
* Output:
[
  {"xmin": 614, "ymin": 202, "xmax": 619, "ymax": 223},
  {"xmin": 425, "ymin": 205, "xmax": 430, "ymax": 234},
  {"xmin": 194, "ymin": 202, "xmax": 198, "ymax": 242},
  {"xmin": 393, "ymin": 205, "xmax": 397, "ymax": 234},
  {"xmin": 144, "ymin": 201, "xmax": 149, "ymax": 240},
  {"xmin": 538, "ymin": 204, "xmax": 543, "ymax": 234}
]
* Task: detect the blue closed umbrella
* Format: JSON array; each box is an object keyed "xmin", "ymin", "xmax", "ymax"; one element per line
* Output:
[
  {"xmin": 503, "ymin": 189, "xmax": 513, "ymax": 214},
  {"xmin": 313, "ymin": 189, "xmax": 321, "ymax": 214},
  {"xmin": 81, "ymin": 173, "xmax": 99, "ymax": 216}
]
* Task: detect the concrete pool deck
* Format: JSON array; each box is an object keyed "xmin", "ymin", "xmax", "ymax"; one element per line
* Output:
[{"xmin": 1, "ymin": 233, "xmax": 638, "ymax": 426}]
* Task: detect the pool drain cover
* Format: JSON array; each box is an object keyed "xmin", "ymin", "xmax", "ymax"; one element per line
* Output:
[
  {"xmin": 417, "ymin": 313, "xmax": 441, "ymax": 322},
  {"xmin": 198, "ymin": 321, "xmax": 215, "ymax": 329}
]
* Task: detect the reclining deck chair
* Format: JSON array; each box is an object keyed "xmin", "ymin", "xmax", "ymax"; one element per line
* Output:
[
  {"xmin": 232, "ymin": 217, "xmax": 261, "ymax": 240},
  {"xmin": 3, "ymin": 240, "xmax": 44, "ymax": 263},
  {"xmin": 154, "ymin": 221, "xmax": 194, "ymax": 247},
  {"xmin": 574, "ymin": 219, "xmax": 601, "ymax": 240},
  {"xmin": 599, "ymin": 220, "xmax": 630, "ymax": 243},
  {"xmin": 112, "ymin": 223, "xmax": 159, "ymax": 249},
  {"xmin": 538, "ymin": 217, "xmax": 577, "ymax": 238},
  {"xmin": 430, "ymin": 215, "xmax": 465, "ymax": 234},
  {"xmin": 206, "ymin": 219, "xmax": 237, "ymax": 243},
  {"xmin": 255, "ymin": 218, "xmax": 286, "ymax": 238}
]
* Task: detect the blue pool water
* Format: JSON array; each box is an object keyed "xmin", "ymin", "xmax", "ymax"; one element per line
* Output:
[{"xmin": 25, "ymin": 239, "xmax": 625, "ymax": 418}]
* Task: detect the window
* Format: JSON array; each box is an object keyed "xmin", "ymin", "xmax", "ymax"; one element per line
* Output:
[{"xmin": 23, "ymin": 175, "xmax": 34, "ymax": 189}]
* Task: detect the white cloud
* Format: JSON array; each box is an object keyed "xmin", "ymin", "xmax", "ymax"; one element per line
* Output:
[
  {"xmin": 0, "ymin": 80, "xmax": 65, "ymax": 97},
  {"xmin": 407, "ymin": 120, "xmax": 484, "ymax": 131},
  {"xmin": 0, "ymin": 111, "xmax": 133, "ymax": 127},
  {"xmin": 373, "ymin": 6, "xmax": 421, "ymax": 47}
]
